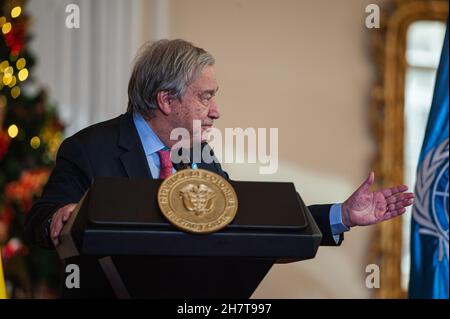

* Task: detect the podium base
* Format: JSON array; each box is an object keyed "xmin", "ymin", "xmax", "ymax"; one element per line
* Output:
[{"xmin": 62, "ymin": 256, "xmax": 274, "ymax": 299}]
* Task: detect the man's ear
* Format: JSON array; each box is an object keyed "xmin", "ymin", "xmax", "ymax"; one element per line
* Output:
[{"xmin": 156, "ymin": 91, "xmax": 173, "ymax": 115}]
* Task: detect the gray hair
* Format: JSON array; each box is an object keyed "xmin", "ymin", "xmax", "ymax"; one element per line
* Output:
[{"xmin": 127, "ymin": 39, "xmax": 215, "ymax": 118}]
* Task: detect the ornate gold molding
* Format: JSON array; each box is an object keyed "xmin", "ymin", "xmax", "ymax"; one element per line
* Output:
[{"xmin": 369, "ymin": 0, "xmax": 448, "ymax": 299}]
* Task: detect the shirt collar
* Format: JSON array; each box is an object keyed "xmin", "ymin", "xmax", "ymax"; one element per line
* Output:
[{"xmin": 132, "ymin": 111, "xmax": 166, "ymax": 155}]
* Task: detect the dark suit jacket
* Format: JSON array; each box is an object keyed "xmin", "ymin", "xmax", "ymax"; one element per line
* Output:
[
  {"xmin": 26, "ymin": 112, "xmax": 343, "ymax": 248},
  {"xmin": 25, "ymin": 112, "xmax": 342, "ymax": 297},
  {"xmin": 26, "ymin": 112, "xmax": 342, "ymax": 248}
]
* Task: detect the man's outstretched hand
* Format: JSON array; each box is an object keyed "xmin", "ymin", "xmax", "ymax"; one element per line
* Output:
[{"xmin": 342, "ymin": 171, "xmax": 415, "ymax": 228}]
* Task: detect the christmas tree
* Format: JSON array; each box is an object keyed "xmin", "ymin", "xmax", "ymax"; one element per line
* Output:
[{"xmin": 0, "ymin": 0, "xmax": 64, "ymax": 298}]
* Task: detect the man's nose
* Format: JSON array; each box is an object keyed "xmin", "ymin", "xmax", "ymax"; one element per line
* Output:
[{"xmin": 208, "ymin": 98, "xmax": 220, "ymax": 119}]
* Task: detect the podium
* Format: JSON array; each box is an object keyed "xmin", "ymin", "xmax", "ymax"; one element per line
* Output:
[{"xmin": 58, "ymin": 177, "xmax": 322, "ymax": 298}]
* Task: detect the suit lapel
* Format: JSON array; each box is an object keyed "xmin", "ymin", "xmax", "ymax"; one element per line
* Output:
[
  {"xmin": 192, "ymin": 143, "xmax": 228, "ymax": 179},
  {"xmin": 116, "ymin": 117, "xmax": 226, "ymax": 180},
  {"xmin": 117, "ymin": 113, "xmax": 152, "ymax": 179}
]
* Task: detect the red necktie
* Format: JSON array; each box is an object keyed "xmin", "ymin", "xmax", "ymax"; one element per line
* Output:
[{"xmin": 157, "ymin": 149, "xmax": 173, "ymax": 179}]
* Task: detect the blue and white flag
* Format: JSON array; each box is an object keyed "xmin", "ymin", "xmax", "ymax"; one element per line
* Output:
[{"xmin": 409, "ymin": 24, "xmax": 449, "ymax": 299}]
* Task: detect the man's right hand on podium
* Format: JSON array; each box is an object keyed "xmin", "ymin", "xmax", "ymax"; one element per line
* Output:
[{"xmin": 50, "ymin": 203, "xmax": 77, "ymax": 247}]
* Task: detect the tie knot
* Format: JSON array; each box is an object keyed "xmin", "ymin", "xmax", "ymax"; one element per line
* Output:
[
  {"xmin": 157, "ymin": 149, "xmax": 173, "ymax": 179},
  {"xmin": 157, "ymin": 149, "xmax": 171, "ymax": 166}
]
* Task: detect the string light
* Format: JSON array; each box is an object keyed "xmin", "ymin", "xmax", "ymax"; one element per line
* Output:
[
  {"xmin": 2, "ymin": 22, "xmax": 11, "ymax": 34},
  {"xmin": 2, "ymin": 73, "xmax": 12, "ymax": 86},
  {"xmin": 8, "ymin": 75, "xmax": 17, "ymax": 87},
  {"xmin": 11, "ymin": 7, "xmax": 22, "ymax": 18},
  {"xmin": 2, "ymin": 70, "xmax": 12, "ymax": 84},
  {"xmin": 11, "ymin": 86, "xmax": 20, "ymax": 99},
  {"xmin": 0, "ymin": 17, "xmax": 6, "ymax": 27},
  {"xmin": 18, "ymin": 69, "xmax": 28, "ymax": 81},
  {"xmin": 0, "ymin": 60, "xmax": 9, "ymax": 72},
  {"xmin": 16, "ymin": 58, "xmax": 26, "ymax": 70},
  {"xmin": 30, "ymin": 136, "xmax": 41, "ymax": 149},
  {"xmin": 7, "ymin": 124, "xmax": 18, "ymax": 138},
  {"xmin": 4, "ymin": 66, "xmax": 13, "ymax": 75}
]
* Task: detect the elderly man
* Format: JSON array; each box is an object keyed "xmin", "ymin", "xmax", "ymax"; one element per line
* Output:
[{"xmin": 26, "ymin": 39, "xmax": 414, "ymax": 297}]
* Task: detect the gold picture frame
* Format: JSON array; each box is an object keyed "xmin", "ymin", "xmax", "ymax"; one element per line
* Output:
[{"xmin": 369, "ymin": 0, "xmax": 448, "ymax": 298}]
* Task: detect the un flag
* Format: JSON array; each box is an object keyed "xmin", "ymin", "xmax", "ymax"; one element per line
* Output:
[{"xmin": 409, "ymin": 24, "xmax": 449, "ymax": 299}]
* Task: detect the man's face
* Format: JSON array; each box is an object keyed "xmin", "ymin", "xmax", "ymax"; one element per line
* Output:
[{"xmin": 169, "ymin": 65, "xmax": 220, "ymax": 143}]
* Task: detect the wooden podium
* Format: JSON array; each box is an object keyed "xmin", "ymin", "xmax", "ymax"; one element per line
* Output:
[{"xmin": 57, "ymin": 177, "xmax": 322, "ymax": 298}]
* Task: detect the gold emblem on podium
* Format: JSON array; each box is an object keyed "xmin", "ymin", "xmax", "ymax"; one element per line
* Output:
[{"xmin": 157, "ymin": 169, "xmax": 238, "ymax": 234}]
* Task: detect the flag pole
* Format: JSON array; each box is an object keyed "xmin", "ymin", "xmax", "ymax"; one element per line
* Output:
[{"xmin": 0, "ymin": 250, "xmax": 7, "ymax": 299}]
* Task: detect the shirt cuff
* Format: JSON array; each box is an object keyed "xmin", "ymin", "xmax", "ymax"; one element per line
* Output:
[{"xmin": 329, "ymin": 203, "xmax": 350, "ymax": 243}]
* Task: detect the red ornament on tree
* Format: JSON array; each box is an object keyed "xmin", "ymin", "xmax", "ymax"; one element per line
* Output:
[{"xmin": 4, "ymin": 20, "xmax": 26, "ymax": 55}]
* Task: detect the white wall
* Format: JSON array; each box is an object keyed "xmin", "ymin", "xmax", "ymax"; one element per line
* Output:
[
  {"xmin": 28, "ymin": 0, "xmax": 147, "ymax": 136},
  {"xmin": 168, "ymin": 0, "xmax": 381, "ymax": 298}
]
